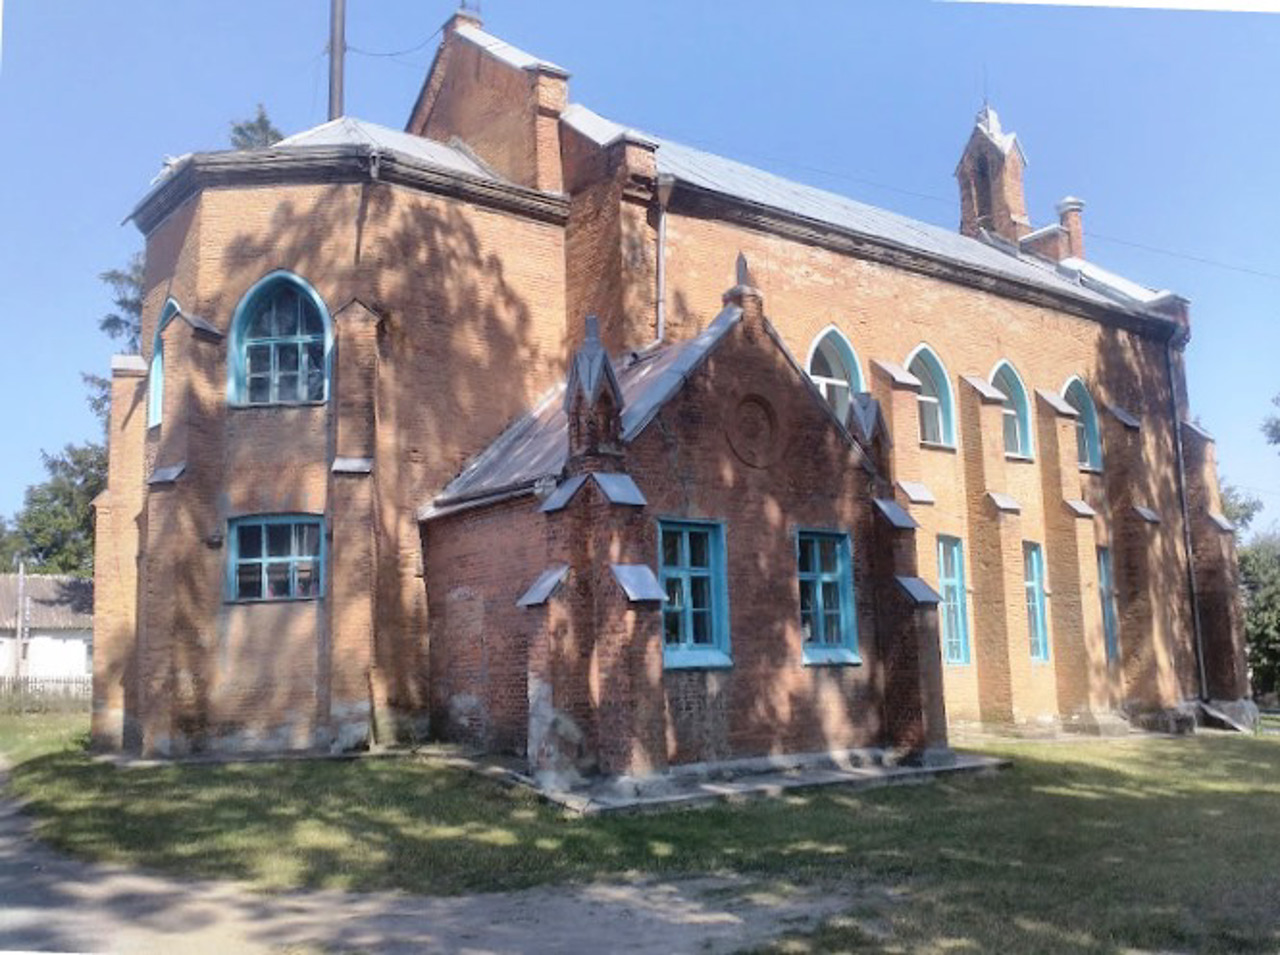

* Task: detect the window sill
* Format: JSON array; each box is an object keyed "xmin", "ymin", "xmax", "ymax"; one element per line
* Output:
[
  {"xmin": 1078, "ymin": 465, "xmax": 1103, "ymax": 475},
  {"xmin": 225, "ymin": 596, "xmax": 324, "ymax": 606},
  {"xmin": 1005, "ymin": 453, "xmax": 1035, "ymax": 463},
  {"xmin": 228, "ymin": 400, "xmax": 328, "ymax": 410},
  {"xmin": 919, "ymin": 440, "xmax": 957, "ymax": 454},
  {"xmin": 944, "ymin": 658, "xmax": 972, "ymax": 667},
  {"xmin": 663, "ymin": 647, "xmax": 733, "ymax": 670},
  {"xmin": 802, "ymin": 646, "xmax": 862, "ymax": 667}
]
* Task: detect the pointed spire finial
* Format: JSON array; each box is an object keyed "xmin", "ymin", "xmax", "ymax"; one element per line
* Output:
[
  {"xmin": 584, "ymin": 314, "xmax": 600, "ymax": 342},
  {"xmin": 735, "ymin": 252, "xmax": 752, "ymax": 288}
]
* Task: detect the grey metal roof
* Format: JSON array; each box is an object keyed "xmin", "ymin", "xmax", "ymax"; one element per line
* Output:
[
  {"xmin": 1036, "ymin": 388, "xmax": 1078, "ymax": 418},
  {"xmin": 987, "ymin": 491, "xmax": 1022, "ymax": 514},
  {"xmin": 0, "ymin": 575, "xmax": 93, "ymax": 632},
  {"xmin": 896, "ymin": 576, "xmax": 942, "ymax": 606},
  {"xmin": 874, "ymin": 499, "xmax": 918, "ymax": 531},
  {"xmin": 517, "ymin": 565, "xmax": 570, "ymax": 607},
  {"xmin": 873, "ymin": 360, "xmax": 921, "ymax": 390},
  {"xmin": 1207, "ymin": 511, "xmax": 1235, "ymax": 533},
  {"xmin": 561, "ymin": 104, "xmax": 1173, "ymax": 319},
  {"xmin": 425, "ymin": 305, "xmax": 744, "ymax": 514},
  {"xmin": 275, "ymin": 116, "xmax": 500, "ymax": 181},
  {"xmin": 611, "ymin": 564, "xmax": 665, "ymax": 603},
  {"xmin": 593, "ymin": 473, "xmax": 647, "ymax": 507},
  {"xmin": 455, "ymin": 24, "xmax": 568, "ymax": 77},
  {"xmin": 1065, "ymin": 499, "xmax": 1097, "ymax": 519},
  {"xmin": 1106, "ymin": 403, "xmax": 1142, "ymax": 430},
  {"xmin": 897, "ymin": 480, "xmax": 936, "ymax": 505},
  {"xmin": 963, "ymin": 375, "xmax": 1007, "ymax": 404},
  {"xmin": 1133, "ymin": 505, "xmax": 1162, "ymax": 525}
]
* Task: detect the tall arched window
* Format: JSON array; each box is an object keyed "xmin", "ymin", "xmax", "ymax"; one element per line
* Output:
[
  {"xmin": 1063, "ymin": 377, "xmax": 1103, "ymax": 470},
  {"xmin": 806, "ymin": 327, "xmax": 862, "ymax": 425},
  {"xmin": 228, "ymin": 272, "xmax": 331, "ymax": 406},
  {"xmin": 906, "ymin": 345, "xmax": 955, "ymax": 447},
  {"xmin": 991, "ymin": 360, "xmax": 1033, "ymax": 457},
  {"xmin": 148, "ymin": 300, "xmax": 181, "ymax": 428}
]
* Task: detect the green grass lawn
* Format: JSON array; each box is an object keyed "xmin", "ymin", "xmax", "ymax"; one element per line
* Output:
[{"xmin": 2, "ymin": 713, "xmax": 1278, "ymax": 954}]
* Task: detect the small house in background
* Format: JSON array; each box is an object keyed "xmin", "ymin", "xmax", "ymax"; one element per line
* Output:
[{"xmin": 0, "ymin": 575, "xmax": 94, "ymax": 680}]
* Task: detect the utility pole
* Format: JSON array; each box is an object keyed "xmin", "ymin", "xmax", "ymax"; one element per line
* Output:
[
  {"xmin": 328, "ymin": 0, "xmax": 346, "ymax": 121},
  {"xmin": 13, "ymin": 558, "xmax": 24, "ymax": 679}
]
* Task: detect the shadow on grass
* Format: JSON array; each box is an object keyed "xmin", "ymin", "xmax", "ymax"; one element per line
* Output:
[{"xmin": 7, "ymin": 734, "xmax": 1280, "ymax": 954}]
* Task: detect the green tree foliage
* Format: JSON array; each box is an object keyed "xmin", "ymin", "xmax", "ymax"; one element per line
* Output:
[
  {"xmin": 229, "ymin": 104, "xmax": 283, "ymax": 150},
  {"xmin": 1242, "ymin": 532, "xmax": 1280, "ymax": 697},
  {"xmin": 10, "ymin": 444, "xmax": 107, "ymax": 577},
  {"xmin": 1222, "ymin": 483, "xmax": 1263, "ymax": 535},
  {"xmin": 98, "ymin": 252, "xmax": 145, "ymax": 353}
]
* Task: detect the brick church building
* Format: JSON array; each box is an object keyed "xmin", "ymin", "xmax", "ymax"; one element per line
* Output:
[{"xmin": 92, "ymin": 12, "xmax": 1252, "ymax": 777}]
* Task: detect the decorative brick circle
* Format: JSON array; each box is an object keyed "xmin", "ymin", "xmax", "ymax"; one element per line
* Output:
[{"xmin": 727, "ymin": 394, "xmax": 781, "ymax": 468}]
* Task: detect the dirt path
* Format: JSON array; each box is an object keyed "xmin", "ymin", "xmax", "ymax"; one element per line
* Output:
[{"xmin": 0, "ymin": 764, "xmax": 847, "ymax": 954}]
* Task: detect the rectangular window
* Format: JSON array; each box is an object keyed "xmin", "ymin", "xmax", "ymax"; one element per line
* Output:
[
  {"xmin": 658, "ymin": 520, "xmax": 730, "ymax": 668},
  {"xmin": 938, "ymin": 535, "xmax": 970, "ymax": 665},
  {"xmin": 918, "ymin": 395, "xmax": 942, "ymax": 445},
  {"xmin": 1003, "ymin": 407, "xmax": 1022, "ymax": 456},
  {"xmin": 1024, "ymin": 541, "xmax": 1049, "ymax": 661},
  {"xmin": 797, "ymin": 531, "xmax": 860, "ymax": 665},
  {"xmin": 1098, "ymin": 546, "xmax": 1119, "ymax": 663},
  {"xmin": 229, "ymin": 515, "xmax": 324, "ymax": 602}
]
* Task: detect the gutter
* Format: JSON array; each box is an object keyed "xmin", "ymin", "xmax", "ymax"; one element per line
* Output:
[
  {"xmin": 1166, "ymin": 338, "xmax": 1209, "ymax": 701},
  {"xmin": 654, "ymin": 174, "xmax": 675, "ymax": 344}
]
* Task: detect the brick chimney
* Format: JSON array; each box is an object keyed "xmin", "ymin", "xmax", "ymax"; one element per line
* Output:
[
  {"xmin": 956, "ymin": 106, "xmax": 1031, "ymax": 243},
  {"xmin": 1056, "ymin": 196, "xmax": 1085, "ymax": 259}
]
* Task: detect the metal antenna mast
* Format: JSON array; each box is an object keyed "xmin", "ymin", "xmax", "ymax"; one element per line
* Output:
[{"xmin": 329, "ymin": 0, "xmax": 347, "ymax": 121}]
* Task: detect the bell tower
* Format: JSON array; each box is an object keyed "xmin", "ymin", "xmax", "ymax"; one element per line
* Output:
[{"xmin": 956, "ymin": 105, "xmax": 1031, "ymax": 243}]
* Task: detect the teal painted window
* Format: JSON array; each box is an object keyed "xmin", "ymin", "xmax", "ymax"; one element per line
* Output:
[
  {"xmin": 993, "ymin": 361, "xmax": 1033, "ymax": 457},
  {"xmin": 1064, "ymin": 378, "xmax": 1103, "ymax": 470},
  {"xmin": 228, "ymin": 515, "xmax": 324, "ymax": 602},
  {"xmin": 229, "ymin": 274, "xmax": 331, "ymax": 406},
  {"xmin": 938, "ymin": 535, "xmax": 970, "ymax": 664},
  {"xmin": 797, "ymin": 530, "xmax": 860, "ymax": 665},
  {"xmin": 807, "ymin": 329, "xmax": 862, "ymax": 425},
  {"xmin": 658, "ymin": 520, "xmax": 730, "ymax": 668},
  {"xmin": 1024, "ymin": 541, "xmax": 1050, "ymax": 660},
  {"xmin": 1098, "ymin": 546, "xmax": 1119, "ymax": 663},
  {"xmin": 148, "ymin": 300, "xmax": 179, "ymax": 429},
  {"xmin": 908, "ymin": 347, "xmax": 955, "ymax": 447}
]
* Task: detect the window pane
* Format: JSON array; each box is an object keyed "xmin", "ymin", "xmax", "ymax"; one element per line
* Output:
[
  {"xmin": 1003, "ymin": 410, "xmax": 1021, "ymax": 454},
  {"xmin": 819, "ymin": 539, "xmax": 838, "ymax": 573},
  {"xmin": 1076, "ymin": 421, "xmax": 1090, "ymax": 467},
  {"xmin": 801, "ymin": 610, "xmax": 817, "ymax": 643},
  {"xmin": 821, "ymin": 580, "xmax": 841, "ymax": 615},
  {"xmin": 236, "ymin": 563, "xmax": 262, "ymax": 600},
  {"xmin": 247, "ymin": 344, "xmax": 271, "ymax": 375},
  {"xmin": 823, "ymin": 610, "xmax": 842, "ymax": 644},
  {"xmin": 247, "ymin": 307, "xmax": 271, "ymax": 340},
  {"xmin": 691, "ymin": 610, "xmax": 712, "ymax": 644},
  {"xmin": 919, "ymin": 399, "xmax": 942, "ymax": 444},
  {"xmin": 664, "ymin": 576, "xmax": 684, "ymax": 610},
  {"xmin": 799, "ymin": 579, "xmax": 815, "ymax": 613},
  {"xmin": 798, "ymin": 539, "xmax": 814, "ymax": 574},
  {"xmin": 267, "ymin": 562, "xmax": 292, "ymax": 598},
  {"xmin": 295, "ymin": 560, "xmax": 319, "ymax": 597},
  {"xmin": 297, "ymin": 522, "xmax": 321, "ymax": 557},
  {"xmin": 267, "ymin": 524, "xmax": 292, "ymax": 557},
  {"xmin": 688, "ymin": 531, "xmax": 709, "ymax": 568},
  {"xmin": 301, "ymin": 300, "xmax": 324, "ymax": 337},
  {"xmin": 661, "ymin": 530, "xmax": 680, "ymax": 568},
  {"xmin": 690, "ymin": 575, "xmax": 710, "ymax": 611},
  {"xmin": 248, "ymin": 376, "xmax": 270, "ymax": 404},
  {"xmin": 827, "ymin": 382, "xmax": 850, "ymax": 425},
  {"xmin": 276, "ymin": 373, "xmax": 299, "ymax": 403},
  {"xmin": 274, "ymin": 290, "xmax": 300, "ymax": 336},
  {"xmin": 278, "ymin": 345, "xmax": 299, "ymax": 372},
  {"xmin": 663, "ymin": 611, "xmax": 682, "ymax": 645},
  {"xmin": 238, "ymin": 524, "xmax": 262, "ymax": 560}
]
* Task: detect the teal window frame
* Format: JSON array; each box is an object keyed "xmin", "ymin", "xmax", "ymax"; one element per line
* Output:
[
  {"xmin": 796, "ymin": 529, "xmax": 861, "ymax": 666},
  {"xmin": 1098, "ymin": 546, "xmax": 1119, "ymax": 663},
  {"xmin": 992, "ymin": 361, "xmax": 1034, "ymax": 458},
  {"xmin": 1024, "ymin": 541, "xmax": 1050, "ymax": 661},
  {"xmin": 907, "ymin": 345, "xmax": 955, "ymax": 448},
  {"xmin": 938, "ymin": 535, "xmax": 970, "ymax": 665},
  {"xmin": 147, "ymin": 300, "xmax": 180, "ymax": 429},
  {"xmin": 658, "ymin": 519, "xmax": 731, "ymax": 669},
  {"xmin": 1064, "ymin": 377, "xmax": 1103, "ymax": 471},
  {"xmin": 806, "ymin": 327, "xmax": 863, "ymax": 426},
  {"xmin": 227, "ymin": 272, "xmax": 333, "ymax": 407},
  {"xmin": 226, "ymin": 514, "xmax": 325, "ymax": 603}
]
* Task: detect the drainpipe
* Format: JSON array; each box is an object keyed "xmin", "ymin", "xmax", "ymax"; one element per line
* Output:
[
  {"xmin": 1167, "ymin": 337, "xmax": 1208, "ymax": 701},
  {"xmin": 654, "ymin": 174, "xmax": 675, "ymax": 344}
]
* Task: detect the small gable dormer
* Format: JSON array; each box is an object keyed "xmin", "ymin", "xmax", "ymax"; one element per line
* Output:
[
  {"xmin": 956, "ymin": 106, "xmax": 1030, "ymax": 243},
  {"xmin": 565, "ymin": 315, "xmax": 624, "ymax": 468}
]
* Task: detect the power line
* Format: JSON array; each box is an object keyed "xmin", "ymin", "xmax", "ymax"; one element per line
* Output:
[
  {"xmin": 347, "ymin": 26, "xmax": 442, "ymax": 59},
  {"xmin": 1084, "ymin": 231, "xmax": 1280, "ymax": 283}
]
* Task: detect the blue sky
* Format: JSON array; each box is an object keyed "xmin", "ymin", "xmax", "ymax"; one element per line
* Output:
[{"xmin": 0, "ymin": 1, "xmax": 1276, "ymax": 531}]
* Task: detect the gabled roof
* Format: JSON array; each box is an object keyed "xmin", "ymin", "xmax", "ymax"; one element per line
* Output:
[
  {"xmin": 0, "ymin": 575, "xmax": 93, "ymax": 632},
  {"xmin": 454, "ymin": 23, "xmax": 568, "ymax": 77},
  {"xmin": 274, "ymin": 116, "xmax": 501, "ymax": 180},
  {"xmin": 972, "ymin": 106, "xmax": 1029, "ymax": 167},
  {"xmin": 561, "ymin": 103, "xmax": 1176, "ymax": 325}
]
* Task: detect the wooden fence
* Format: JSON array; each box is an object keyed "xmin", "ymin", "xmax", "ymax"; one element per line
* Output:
[{"xmin": 0, "ymin": 675, "xmax": 92, "ymax": 713}]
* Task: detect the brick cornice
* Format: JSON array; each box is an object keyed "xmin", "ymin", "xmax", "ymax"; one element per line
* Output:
[
  {"xmin": 668, "ymin": 183, "xmax": 1181, "ymax": 344},
  {"xmin": 129, "ymin": 147, "xmax": 570, "ymax": 236}
]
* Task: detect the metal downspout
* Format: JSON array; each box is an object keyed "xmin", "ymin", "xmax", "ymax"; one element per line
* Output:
[
  {"xmin": 1167, "ymin": 337, "xmax": 1209, "ymax": 701},
  {"xmin": 654, "ymin": 175, "xmax": 675, "ymax": 344}
]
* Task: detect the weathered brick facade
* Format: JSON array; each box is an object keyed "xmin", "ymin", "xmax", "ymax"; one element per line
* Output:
[{"xmin": 93, "ymin": 13, "xmax": 1251, "ymax": 767}]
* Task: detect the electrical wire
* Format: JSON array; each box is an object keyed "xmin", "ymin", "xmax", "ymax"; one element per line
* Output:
[{"xmin": 347, "ymin": 26, "xmax": 442, "ymax": 59}]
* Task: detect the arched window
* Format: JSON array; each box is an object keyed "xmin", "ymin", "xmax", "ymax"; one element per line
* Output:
[
  {"xmin": 148, "ymin": 300, "xmax": 181, "ymax": 428},
  {"xmin": 228, "ymin": 272, "xmax": 331, "ymax": 406},
  {"xmin": 906, "ymin": 345, "xmax": 955, "ymax": 447},
  {"xmin": 991, "ymin": 360, "xmax": 1032, "ymax": 457},
  {"xmin": 1063, "ymin": 377, "xmax": 1103, "ymax": 470},
  {"xmin": 806, "ymin": 327, "xmax": 862, "ymax": 425}
]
